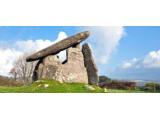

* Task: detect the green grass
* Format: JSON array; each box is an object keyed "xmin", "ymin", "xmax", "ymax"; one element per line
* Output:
[
  {"xmin": 0, "ymin": 80, "xmax": 104, "ymax": 93},
  {"xmin": 0, "ymin": 80, "xmax": 150, "ymax": 93}
]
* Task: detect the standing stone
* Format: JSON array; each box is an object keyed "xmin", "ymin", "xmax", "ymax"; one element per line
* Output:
[
  {"xmin": 32, "ymin": 55, "xmax": 61, "ymax": 81},
  {"xmin": 82, "ymin": 43, "xmax": 99, "ymax": 85},
  {"xmin": 59, "ymin": 45, "xmax": 88, "ymax": 83},
  {"xmin": 28, "ymin": 31, "xmax": 100, "ymax": 85},
  {"xmin": 32, "ymin": 44, "xmax": 88, "ymax": 84}
]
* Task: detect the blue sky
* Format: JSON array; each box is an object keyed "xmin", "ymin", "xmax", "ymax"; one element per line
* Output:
[
  {"xmin": 111, "ymin": 27, "xmax": 160, "ymax": 61},
  {"xmin": 107, "ymin": 27, "xmax": 160, "ymax": 80},
  {"xmin": 107, "ymin": 27, "xmax": 160, "ymax": 68},
  {"xmin": 0, "ymin": 26, "xmax": 160, "ymax": 81},
  {"xmin": 0, "ymin": 26, "xmax": 77, "ymax": 41}
]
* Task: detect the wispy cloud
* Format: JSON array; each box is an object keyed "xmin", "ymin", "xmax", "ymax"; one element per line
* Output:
[
  {"xmin": 82, "ymin": 26, "xmax": 125, "ymax": 64},
  {"xmin": 0, "ymin": 48, "xmax": 22, "ymax": 76},
  {"xmin": 121, "ymin": 50, "xmax": 160, "ymax": 69},
  {"xmin": 111, "ymin": 50, "xmax": 160, "ymax": 80}
]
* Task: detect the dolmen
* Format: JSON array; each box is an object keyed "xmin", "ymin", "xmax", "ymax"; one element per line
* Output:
[{"xmin": 26, "ymin": 31, "xmax": 99, "ymax": 85}]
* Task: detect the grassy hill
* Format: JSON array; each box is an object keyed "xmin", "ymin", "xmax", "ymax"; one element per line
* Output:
[
  {"xmin": 0, "ymin": 80, "xmax": 104, "ymax": 93},
  {"xmin": 0, "ymin": 79, "xmax": 150, "ymax": 93}
]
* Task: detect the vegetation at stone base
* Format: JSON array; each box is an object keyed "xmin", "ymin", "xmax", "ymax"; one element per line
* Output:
[
  {"xmin": 103, "ymin": 88, "xmax": 148, "ymax": 93},
  {"xmin": 100, "ymin": 80, "xmax": 136, "ymax": 90},
  {"xmin": 99, "ymin": 76, "xmax": 111, "ymax": 83},
  {"xmin": 0, "ymin": 75, "xmax": 159, "ymax": 93},
  {"xmin": 0, "ymin": 80, "xmax": 104, "ymax": 93},
  {"xmin": 0, "ymin": 79, "xmax": 152, "ymax": 93},
  {"xmin": 98, "ymin": 75, "xmax": 160, "ymax": 93},
  {"xmin": 0, "ymin": 75, "xmax": 23, "ymax": 87},
  {"xmin": 139, "ymin": 82, "xmax": 160, "ymax": 93},
  {"xmin": 99, "ymin": 76, "xmax": 136, "ymax": 90}
]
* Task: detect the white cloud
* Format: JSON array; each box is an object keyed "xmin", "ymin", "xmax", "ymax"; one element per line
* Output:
[
  {"xmin": 83, "ymin": 26, "xmax": 125, "ymax": 64},
  {"xmin": 15, "ymin": 39, "xmax": 53, "ymax": 52},
  {"xmin": 121, "ymin": 50, "xmax": 160, "ymax": 69},
  {"xmin": 0, "ymin": 31, "xmax": 68, "ymax": 76},
  {"xmin": 143, "ymin": 50, "xmax": 160, "ymax": 68},
  {"xmin": 0, "ymin": 48, "xmax": 22, "ymax": 76},
  {"xmin": 122, "ymin": 62, "xmax": 132, "ymax": 69},
  {"xmin": 121, "ymin": 58, "xmax": 139, "ymax": 69},
  {"xmin": 55, "ymin": 31, "xmax": 68, "ymax": 43},
  {"xmin": 110, "ymin": 50, "xmax": 160, "ymax": 81},
  {"xmin": 15, "ymin": 31, "xmax": 68, "ymax": 53}
]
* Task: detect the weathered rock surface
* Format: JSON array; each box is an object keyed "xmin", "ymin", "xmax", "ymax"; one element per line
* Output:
[
  {"xmin": 26, "ymin": 31, "xmax": 90, "ymax": 62},
  {"xmin": 33, "ymin": 45, "xmax": 88, "ymax": 84},
  {"xmin": 27, "ymin": 31, "xmax": 100, "ymax": 85},
  {"xmin": 82, "ymin": 43, "xmax": 99, "ymax": 85},
  {"xmin": 32, "ymin": 55, "xmax": 61, "ymax": 81}
]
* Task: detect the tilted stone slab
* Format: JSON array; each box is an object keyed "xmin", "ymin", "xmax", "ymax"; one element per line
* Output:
[
  {"xmin": 26, "ymin": 31, "xmax": 90, "ymax": 62},
  {"xmin": 82, "ymin": 43, "xmax": 99, "ymax": 85}
]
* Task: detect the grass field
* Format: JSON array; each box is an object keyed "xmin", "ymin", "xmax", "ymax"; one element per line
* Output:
[
  {"xmin": 0, "ymin": 80, "xmax": 150, "ymax": 93},
  {"xmin": 0, "ymin": 80, "xmax": 103, "ymax": 93}
]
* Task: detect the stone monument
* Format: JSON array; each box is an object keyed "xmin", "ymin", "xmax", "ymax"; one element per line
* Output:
[{"xmin": 26, "ymin": 31, "xmax": 99, "ymax": 85}]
